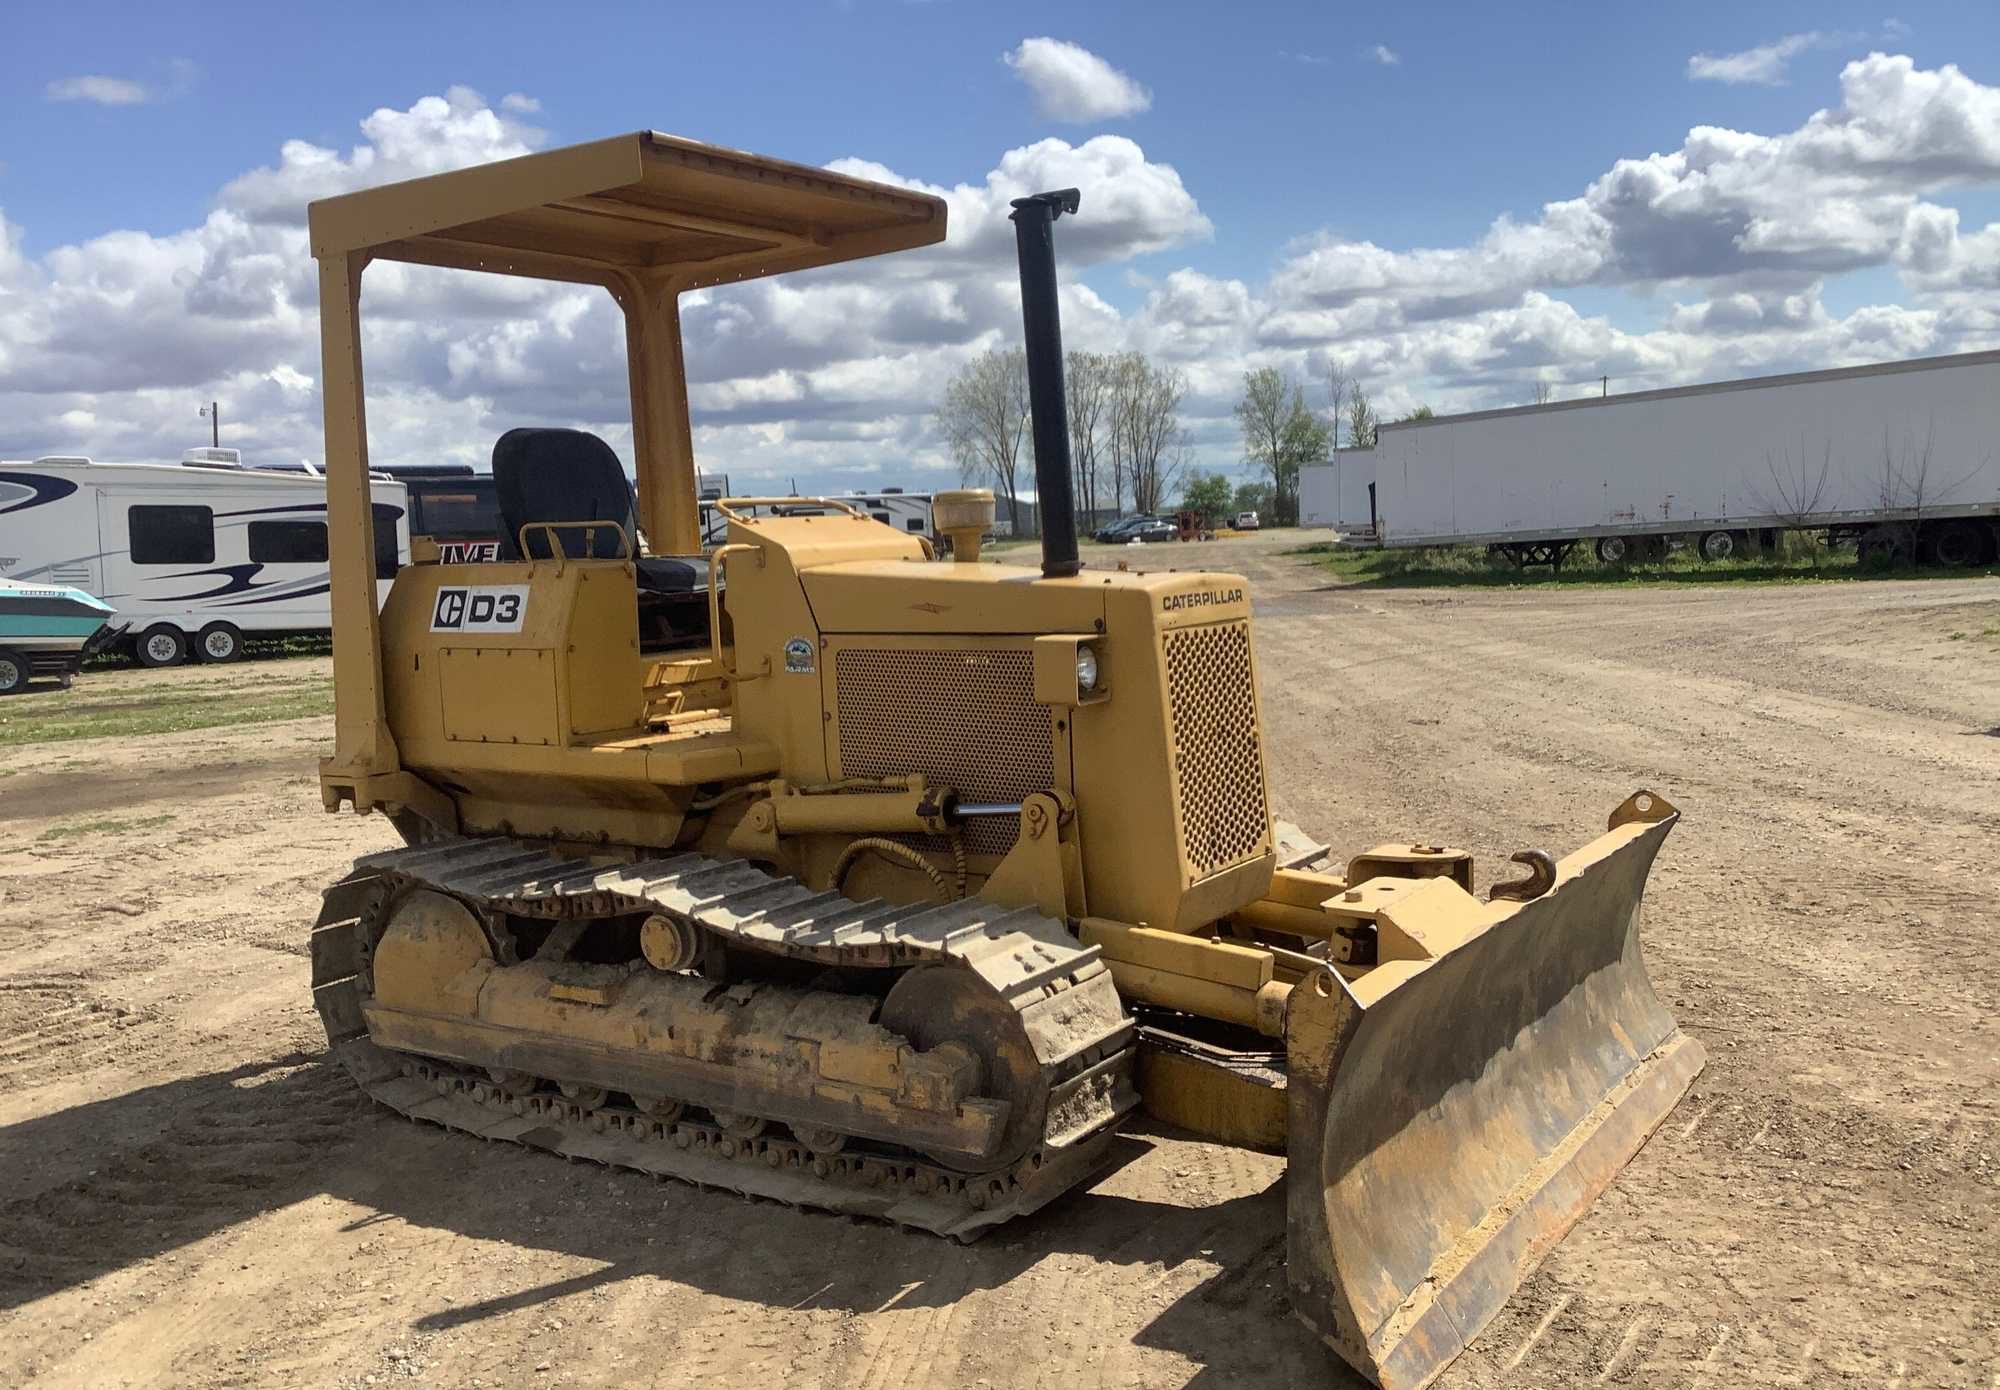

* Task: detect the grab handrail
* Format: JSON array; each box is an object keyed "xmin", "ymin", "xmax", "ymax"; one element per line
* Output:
[
  {"xmin": 517, "ymin": 520, "xmax": 634, "ymax": 573},
  {"xmin": 707, "ymin": 542, "xmax": 762, "ymax": 679}
]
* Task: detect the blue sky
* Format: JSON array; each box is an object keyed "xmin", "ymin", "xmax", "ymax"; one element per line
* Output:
[
  {"xmin": 9, "ymin": 3, "xmax": 1985, "ymax": 264},
  {"xmin": 3, "ymin": 2, "xmax": 1998, "ymax": 491}
]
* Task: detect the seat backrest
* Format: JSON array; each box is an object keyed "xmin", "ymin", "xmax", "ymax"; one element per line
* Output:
[{"xmin": 490, "ymin": 428, "xmax": 639, "ymax": 561}]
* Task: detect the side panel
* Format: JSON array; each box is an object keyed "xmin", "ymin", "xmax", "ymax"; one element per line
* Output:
[
  {"xmin": 1370, "ymin": 355, "xmax": 2000, "ymax": 546},
  {"xmin": 375, "ymin": 558, "xmax": 676, "ymax": 843},
  {"xmin": 82, "ymin": 481, "xmax": 408, "ymax": 633},
  {"xmin": 0, "ymin": 478, "xmax": 102, "ymax": 588},
  {"xmin": 1075, "ymin": 583, "xmax": 1275, "ymax": 933},
  {"xmin": 824, "ymin": 634, "xmax": 1059, "ymax": 861},
  {"xmin": 1301, "ymin": 452, "xmax": 1378, "ymax": 532}
]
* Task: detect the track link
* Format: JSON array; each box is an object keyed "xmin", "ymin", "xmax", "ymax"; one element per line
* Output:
[{"xmin": 310, "ymin": 837, "xmax": 1138, "ymax": 1239}]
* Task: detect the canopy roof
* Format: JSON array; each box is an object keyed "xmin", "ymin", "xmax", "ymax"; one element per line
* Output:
[{"xmin": 307, "ymin": 131, "xmax": 947, "ymax": 290}]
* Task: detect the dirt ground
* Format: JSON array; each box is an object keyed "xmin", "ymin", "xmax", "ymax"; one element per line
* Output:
[{"xmin": 2, "ymin": 536, "xmax": 1995, "ymax": 1389}]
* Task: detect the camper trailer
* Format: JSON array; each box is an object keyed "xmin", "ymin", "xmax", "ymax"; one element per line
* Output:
[
  {"xmin": 0, "ymin": 455, "xmax": 408, "ymax": 665},
  {"xmin": 698, "ymin": 490, "xmax": 934, "ymax": 546}
]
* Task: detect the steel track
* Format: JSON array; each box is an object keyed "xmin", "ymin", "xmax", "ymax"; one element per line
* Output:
[{"xmin": 310, "ymin": 837, "xmax": 1138, "ymax": 1239}]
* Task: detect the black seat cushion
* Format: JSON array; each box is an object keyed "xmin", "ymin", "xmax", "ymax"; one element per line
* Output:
[
  {"xmin": 492, "ymin": 427, "xmax": 639, "ymax": 562},
  {"xmin": 635, "ymin": 555, "xmax": 701, "ymax": 594}
]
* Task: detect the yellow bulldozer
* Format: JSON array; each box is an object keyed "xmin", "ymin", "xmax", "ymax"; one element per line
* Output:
[{"xmin": 305, "ymin": 132, "xmax": 1702, "ymax": 1389}]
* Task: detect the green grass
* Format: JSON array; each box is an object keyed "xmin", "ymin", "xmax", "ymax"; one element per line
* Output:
[
  {"xmin": 38, "ymin": 813, "xmax": 176, "ymax": 842},
  {"xmin": 0, "ymin": 668, "xmax": 333, "ymax": 747},
  {"xmin": 1295, "ymin": 536, "xmax": 2000, "ymax": 589}
]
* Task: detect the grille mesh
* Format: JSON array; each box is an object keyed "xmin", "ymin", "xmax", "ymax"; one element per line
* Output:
[
  {"xmin": 834, "ymin": 646, "xmax": 1052, "ymax": 857},
  {"xmin": 1163, "ymin": 621, "xmax": 1269, "ymax": 876}
]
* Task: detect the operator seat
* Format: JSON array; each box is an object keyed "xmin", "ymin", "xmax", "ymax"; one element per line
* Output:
[{"xmin": 490, "ymin": 427, "xmax": 711, "ymax": 650}]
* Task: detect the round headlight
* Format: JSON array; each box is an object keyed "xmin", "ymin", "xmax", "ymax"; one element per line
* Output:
[{"xmin": 1075, "ymin": 645, "xmax": 1100, "ymax": 693}]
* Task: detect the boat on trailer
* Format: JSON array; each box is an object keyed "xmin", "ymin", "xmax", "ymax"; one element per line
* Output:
[{"xmin": 0, "ymin": 578, "xmax": 122, "ymax": 693}]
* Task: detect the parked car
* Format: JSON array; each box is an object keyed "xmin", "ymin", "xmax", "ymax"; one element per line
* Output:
[
  {"xmin": 1234, "ymin": 510, "xmax": 1261, "ymax": 530},
  {"xmin": 1092, "ymin": 515, "xmax": 1177, "ymax": 544}
]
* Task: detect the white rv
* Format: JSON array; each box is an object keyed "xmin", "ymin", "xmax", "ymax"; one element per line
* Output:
[
  {"xmin": 0, "ymin": 454, "xmax": 408, "ymax": 665},
  {"xmin": 698, "ymin": 490, "xmax": 934, "ymax": 546}
]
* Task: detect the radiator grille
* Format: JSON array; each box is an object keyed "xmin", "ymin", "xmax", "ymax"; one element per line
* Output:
[
  {"xmin": 1163, "ymin": 621, "xmax": 1269, "ymax": 876},
  {"xmin": 834, "ymin": 646, "xmax": 1052, "ymax": 857}
]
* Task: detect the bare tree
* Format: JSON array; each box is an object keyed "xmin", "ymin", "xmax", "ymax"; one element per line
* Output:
[
  {"xmin": 1065, "ymin": 350, "xmax": 1112, "ymax": 522},
  {"xmin": 1104, "ymin": 352, "xmax": 1145, "ymax": 514},
  {"xmin": 1094, "ymin": 352, "xmax": 1184, "ymax": 515},
  {"xmin": 1237, "ymin": 367, "xmax": 1330, "ymax": 526},
  {"xmin": 1124, "ymin": 360, "xmax": 1188, "ymax": 514},
  {"xmin": 1530, "ymin": 380, "xmax": 1555, "ymax": 406},
  {"xmin": 1872, "ymin": 418, "xmax": 1983, "ymax": 566},
  {"xmin": 937, "ymin": 349, "xmax": 1029, "ymax": 531},
  {"xmin": 1754, "ymin": 437, "xmax": 1833, "ymax": 571},
  {"xmin": 1325, "ymin": 361, "xmax": 1353, "ymax": 450}
]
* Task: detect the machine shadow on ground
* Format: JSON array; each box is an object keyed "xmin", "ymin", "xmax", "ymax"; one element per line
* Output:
[{"xmin": 0, "ymin": 1051, "xmax": 1350, "ymax": 1385}]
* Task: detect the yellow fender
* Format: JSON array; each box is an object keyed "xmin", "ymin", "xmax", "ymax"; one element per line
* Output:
[{"xmin": 1285, "ymin": 792, "xmax": 1704, "ymax": 1389}]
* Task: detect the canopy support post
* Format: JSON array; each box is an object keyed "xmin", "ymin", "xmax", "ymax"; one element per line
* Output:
[
  {"xmin": 619, "ymin": 271, "xmax": 701, "ymax": 557},
  {"xmin": 319, "ymin": 249, "xmax": 400, "ymax": 784}
]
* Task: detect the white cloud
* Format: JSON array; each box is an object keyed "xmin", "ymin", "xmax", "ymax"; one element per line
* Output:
[
  {"xmin": 0, "ymin": 91, "xmax": 1205, "ymax": 491},
  {"xmin": 1893, "ymin": 203, "xmax": 2000, "ymax": 292},
  {"xmin": 1688, "ymin": 32, "xmax": 1825, "ymax": 85},
  {"xmin": 500, "ymin": 92, "xmax": 541, "ymax": 113},
  {"xmin": 1004, "ymin": 38, "xmax": 1152, "ymax": 122},
  {"xmin": 220, "ymin": 86, "xmax": 543, "ymax": 225},
  {"xmin": 1369, "ymin": 45, "xmax": 1401, "ymax": 67},
  {"xmin": 829, "ymin": 135, "xmax": 1210, "ymax": 268},
  {"xmin": 45, "ymin": 75, "xmax": 150, "ymax": 106},
  {"xmin": 1270, "ymin": 53, "xmax": 2000, "ymax": 321},
  {"xmin": 4, "ymin": 57, "xmax": 1997, "ymax": 498}
]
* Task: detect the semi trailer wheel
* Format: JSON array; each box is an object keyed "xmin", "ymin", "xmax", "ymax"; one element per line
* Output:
[
  {"xmin": 1929, "ymin": 519, "xmax": 1989, "ymax": 568},
  {"xmin": 198, "ymin": 621, "xmax": 245, "ymax": 663},
  {"xmin": 136, "ymin": 624, "xmax": 189, "ymax": 668},
  {"xmin": 1594, "ymin": 535, "xmax": 1630, "ymax": 564},
  {"xmin": 1857, "ymin": 525, "xmax": 1912, "ymax": 568},
  {"xmin": 1695, "ymin": 530, "xmax": 1738, "ymax": 562}
]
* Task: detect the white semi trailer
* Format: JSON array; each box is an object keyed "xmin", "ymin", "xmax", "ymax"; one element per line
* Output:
[{"xmin": 1301, "ymin": 350, "xmax": 2000, "ymax": 567}]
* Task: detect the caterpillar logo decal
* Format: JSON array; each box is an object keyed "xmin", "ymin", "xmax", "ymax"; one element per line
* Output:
[
  {"xmin": 1161, "ymin": 586, "xmax": 1245, "ymax": 613},
  {"xmin": 431, "ymin": 584, "xmax": 529, "ymax": 633}
]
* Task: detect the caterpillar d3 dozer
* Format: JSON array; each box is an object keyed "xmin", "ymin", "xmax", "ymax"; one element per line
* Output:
[{"xmin": 305, "ymin": 133, "xmax": 1703, "ymax": 1389}]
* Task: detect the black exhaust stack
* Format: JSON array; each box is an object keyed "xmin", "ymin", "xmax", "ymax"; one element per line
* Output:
[{"xmin": 1009, "ymin": 189, "xmax": 1082, "ymax": 578}]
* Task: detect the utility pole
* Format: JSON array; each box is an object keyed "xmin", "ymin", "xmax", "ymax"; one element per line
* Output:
[
  {"xmin": 1599, "ymin": 376, "xmax": 1608, "ymax": 399},
  {"xmin": 200, "ymin": 401, "xmax": 220, "ymax": 447}
]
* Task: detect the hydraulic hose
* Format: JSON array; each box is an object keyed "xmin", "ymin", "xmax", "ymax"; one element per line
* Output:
[{"xmin": 830, "ymin": 836, "xmax": 954, "ymax": 903}]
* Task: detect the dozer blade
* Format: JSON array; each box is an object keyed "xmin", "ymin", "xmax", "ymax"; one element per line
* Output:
[{"xmin": 1285, "ymin": 791, "xmax": 1703, "ymax": 1390}]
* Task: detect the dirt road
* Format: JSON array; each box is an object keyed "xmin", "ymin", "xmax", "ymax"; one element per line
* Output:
[{"xmin": 2, "ymin": 539, "xmax": 1994, "ymax": 1388}]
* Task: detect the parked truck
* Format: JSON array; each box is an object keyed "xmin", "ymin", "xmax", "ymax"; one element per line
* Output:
[{"xmin": 1302, "ymin": 350, "xmax": 2000, "ymax": 567}]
